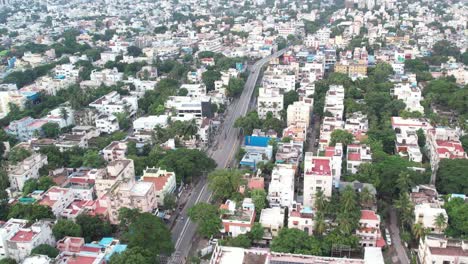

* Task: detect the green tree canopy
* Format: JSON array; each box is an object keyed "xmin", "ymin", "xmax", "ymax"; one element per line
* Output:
[
  {"xmin": 208, "ymin": 169, "xmax": 244, "ymax": 201},
  {"xmin": 41, "ymin": 122, "xmax": 61, "ymax": 138},
  {"xmin": 202, "ymin": 70, "xmax": 221, "ymax": 91},
  {"xmin": 31, "ymin": 244, "xmax": 60, "ymax": 258},
  {"xmin": 436, "ymin": 159, "xmax": 468, "ymax": 194},
  {"xmin": 109, "ymin": 247, "xmax": 155, "ymax": 264},
  {"xmin": 52, "ymin": 220, "xmax": 82, "ymax": 240},
  {"xmin": 271, "ymin": 228, "xmax": 325, "ymax": 255},
  {"xmin": 444, "ymin": 198, "xmax": 468, "ymax": 239},
  {"xmin": 329, "ymin": 129, "xmax": 354, "ymax": 146},
  {"xmin": 188, "ymin": 202, "xmax": 222, "ymax": 238},
  {"xmin": 8, "ymin": 203, "xmax": 54, "ymax": 221},
  {"xmin": 76, "ymin": 214, "xmax": 112, "ymax": 243}
]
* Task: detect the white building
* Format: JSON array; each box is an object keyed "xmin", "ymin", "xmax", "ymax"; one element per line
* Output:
[
  {"xmin": 257, "ymin": 87, "xmax": 283, "ymax": 119},
  {"xmin": 288, "ymin": 202, "xmax": 314, "ymax": 235},
  {"xmin": 90, "ymin": 68, "xmax": 124, "ymax": 86},
  {"xmin": 346, "ymin": 144, "xmax": 372, "ymax": 174},
  {"xmin": 89, "ymin": 91, "xmax": 138, "ymax": 116},
  {"xmin": 262, "ymin": 72, "xmax": 296, "ymax": 93},
  {"xmin": 102, "ymin": 141, "xmax": 127, "ymax": 162},
  {"xmin": 8, "ymin": 153, "xmax": 48, "ymax": 191},
  {"xmin": 303, "ymin": 154, "xmax": 334, "ymax": 208},
  {"xmin": 259, "ymin": 207, "xmax": 285, "ymax": 239},
  {"xmin": 38, "ymin": 187, "xmax": 74, "ymax": 218},
  {"xmin": 54, "ymin": 64, "xmax": 80, "ymax": 81},
  {"xmin": 180, "ymin": 83, "xmax": 207, "ymax": 98},
  {"xmin": 133, "ymin": 115, "xmax": 168, "ymax": 132},
  {"xmin": 141, "ymin": 167, "xmax": 177, "ymax": 206},
  {"xmin": 418, "ymin": 235, "xmax": 468, "ymax": 264},
  {"xmin": 392, "ymin": 83, "xmax": 424, "ymax": 113},
  {"xmin": 286, "ymin": 98, "xmax": 313, "ymax": 127},
  {"xmin": 267, "ymin": 164, "xmax": 295, "ymax": 208},
  {"xmin": 0, "ymin": 219, "xmax": 54, "ymax": 262},
  {"xmin": 165, "ymin": 96, "xmax": 211, "ymax": 120},
  {"xmin": 0, "ymin": 86, "xmax": 26, "ymax": 119},
  {"xmin": 95, "ymin": 114, "xmax": 119, "ymax": 134},
  {"xmin": 357, "ymin": 210, "xmax": 385, "ymax": 248}
]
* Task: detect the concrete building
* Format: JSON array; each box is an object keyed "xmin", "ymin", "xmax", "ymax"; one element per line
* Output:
[
  {"xmin": 286, "ymin": 98, "xmax": 313, "ymax": 127},
  {"xmin": 141, "ymin": 167, "xmax": 177, "ymax": 206},
  {"xmin": 303, "ymin": 154, "xmax": 334, "ymax": 208},
  {"xmin": 0, "ymin": 219, "xmax": 54, "ymax": 262},
  {"xmin": 89, "ymin": 91, "xmax": 138, "ymax": 116},
  {"xmin": 95, "ymin": 159, "xmax": 136, "ymax": 198},
  {"xmin": 8, "ymin": 153, "xmax": 48, "ymax": 191},
  {"xmin": 288, "ymin": 202, "xmax": 314, "ymax": 235},
  {"xmin": 391, "ymin": 83, "xmax": 424, "ymax": 113},
  {"xmin": 38, "ymin": 187, "xmax": 74, "ymax": 218},
  {"xmin": 165, "ymin": 96, "xmax": 212, "ymax": 120},
  {"xmin": 5, "ymin": 117, "xmax": 49, "ymax": 141},
  {"xmin": 133, "ymin": 115, "xmax": 168, "ymax": 132},
  {"xmin": 357, "ymin": 210, "xmax": 385, "ymax": 248},
  {"xmin": 102, "ymin": 141, "xmax": 128, "ymax": 162},
  {"xmin": 418, "ymin": 235, "xmax": 468, "ymax": 264},
  {"xmin": 259, "ymin": 207, "xmax": 285, "ymax": 239},
  {"xmin": 95, "ymin": 114, "xmax": 119, "ymax": 134},
  {"xmin": 346, "ymin": 144, "xmax": 372, "ymax": 174},
  {"xmin": 0, "ymin": 85, "xmax": 26, "ymax": 119},
  {"xmin": 220, "ymin": 199, "xmax": 256, "ymax": 238},
  {"xmin": 267, "ymin": 164, "xmax": 295, "ymax": 208},
  {"xmin": 257, "ymin": 87, "xmax": 283, "ymax": 119}
]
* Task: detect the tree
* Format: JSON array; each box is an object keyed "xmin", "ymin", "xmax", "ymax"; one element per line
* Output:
[
  {"xmin": 433, "ymin": 213, "xmax": 447, "ymax": 233},
  {"xmin": 114, "ymin": 112, "xmax": 130, "ymax": 130},
  {"xmin": 0, "ymin": 258, "xmax": 16, "ymax": 264},
  {"xmin": 271, "ymin": 228, "xmax": 324, "ymax": 255},
  {"xmin": 52, "ymin": 220, "xmax": 82, "ymax": 240},
  {"xmin": 202, "ymin": 70, "xmax": 221, "ymax": 91},
  {"xmin": 42, "ymin": 123, "xmax": 61, "ymax": 138},
  {"xmin": 208, "ymin": 169, "xmax": 244, "ymax": 201},
  {"xmin": 432, "ymin": 40, "xmax": 461, "ymax": 59},
  {"xmin": 394, "ymin": 193, "xmax": 414, "ymax": 228},
  {"xmin": 127, "ymin": 46, "xmax": 142, "ymax": 57},
  {"xmin": 76, "ymin": 214, "xmax": 112, "ymax": 243},
  {"xmin": 158, "ymin": 148, "xmax": 216, "ymax": 183},
  {"xmin": 372, "ymin": 62, "xmax": 394, "ymax": 82},
  {"xmin": 31, "ymin": 244, "xmax": 59, "ymax": 258},
  {"xmin": 436, "ymin": 159, "xmax": 468, "ymax": 194},
  {"xmin": 359, "ymin": 187, "xmax": 375, "ymax": 209},
  {"xmin": 283, "ymin": 90, "xmax": 299, "ymax": 109},
  {"xmin": 188, "ymin": 203, "xmax": 221, "ymax": 238},
  {"xmin": 444, "ymin": 198, "xmax": 468, "ymax": 238},
  {"xmin": 396, "ymin": 172, "xmax": 413, "ymax": 194},
  {"xmin": 8, "ymin": 204, "xmax": 54, "ymax": 221},
  {"xmin": 226, "ymin": 77, "xmax": 245, "ymax": 97},
  {"xmin": 329, "ymin": 129, "xmax": 354, "ymax": 146},
  {"xmin": 121, "ymin": 211, "xmax": 174, "ymax": 255},
  {"xmin": 412, "ymin": 223, "xmax": 429, "ymax": 241},
  {"xmin": 109, "ymin": 247, "xmax": 155, "ymax": 264},
  {"xmin": 250, "ymin": 189, "xmax": 267, "ymax": 213},
  {"xmin": 416, "ymin": 128, "xmax": 426, "ymax": 148},
  {"xmin": 60, "ymin": 108, "xmax": 69, "ymax": 126},
  {"xmin": 314, "ymin": 189, "xmax": 328, "ymax": 212},
  {"xmin": 314, "ymin": 212, "xmax": 327, "ymax": 236},
  {"xmin": 82, "ymin": 150, "xmax": 106, "ymax": 168},
  {"xmin": 163, "ymin": 193, "xmax": 177, "ymax": 210},
  {"xmin": 249, "ymin": 223, "xmax": 264, "ymax": 241},
  {"xmin": 8, "ymin": 147, "xmax": 31, "ymax": 164},
  {"xmin": 234, "ymin": 111, "xmax": 262, "ymax": 135},
  {"xmin": 224, "ymin": 234, "xmax": 251, "ymax": 248},
  {"xmin": 22, "ymin": 176, "xmax": 55, "ymax": 196},
  {"xmin": 404, "ymin": 59, "xmax": 429, "ymax": 73},
  {"xmin": 340, "ymin": 185, "xmax": 358, "ymax": 213}
]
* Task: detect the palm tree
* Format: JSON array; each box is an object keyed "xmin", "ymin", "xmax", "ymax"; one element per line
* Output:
[
  {"xmin": 396, "ymin": 172, "xmax": 412, "ymax": 194},
  {"xmin": 336, "ymin": 212, "xmax": 354, "ymax": 235},
  {"xmin": 340, "ymin": 185, "xmax": 358, "ymax": 212},
  {"xmin": 314, "ymin": 212, "xmax": 326, "ymax": 236},
  {"xmin": 359, "ymin": 187, "xmax": 375, "ymax": 209},
  {"xmin": 60, "ymin": 108, "xmax": 69, "ymax": 126},
  {"xmin": 433, "ymin": 213, "xmax": 447, "ymax": 233},
  {"xmin": 314, "ymin": 189, "xmax": 327, "ymax": 212},
  {"xmin": 412, "ymin": 223, "xmax": 429, "ymax": 241},
  {"xmin": 394, "ymin": 193, "xmax": 414, "ymax": 228}
]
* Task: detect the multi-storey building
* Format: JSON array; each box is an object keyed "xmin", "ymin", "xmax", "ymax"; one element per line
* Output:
[
  {"xmin": 288, "ymin": 202, "xmax": 314, "ymax": 235},
  {"xmin": 102, "ymin": 141, "xmax": 128, "ymax": 162},
  {"xmin": 141, "ymin": 167, "xmax": 177, "ymax": 206},
  {"xmin": 267, "ymin": 164, "xmax": 295, "ymax": 208},
  {"xmin": 286, "ymin": 98, "xmax": 313, "ymax": 127},
  {"xmin": 346, "ymin": 144, "xmax": 372, "ymax": 174},
  {"xmin": 38, "ymin": 187, "xmax": 74, "ymax": 218},
  {"xmin": 418, "ymin": 235, "xmax": 468, "ymax": 264},
  {"xmin": 357, "ymin": 210, "xmax": 385, "ymax": 248},
  {"xmin": 89, "ymin": 91, "xmax": 138, "ymax": 116},
  {"xmin": 8, "ymin": 152, "xmax": 48, "ymax": 191},
  {"xmin": 303, "ymin": 154, "xmax": 334, "ymax": 208},
  {"xmin": 257, "ymin": 87, "xmax": 283, "ymax": 119},
  {"xmin": 259, "ymin": 207, "xmax": 285, "ymax": 239},
  {"xmin": 220, "ymin": 199, "xmax": 256, "ymax": 238}
]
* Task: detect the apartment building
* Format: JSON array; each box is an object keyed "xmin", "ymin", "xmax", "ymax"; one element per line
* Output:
[
  {"xmin": 0, "ymin": 85, "xmax": 26, "ymax": 119},
  {"xmin": 286, "ymin": 98, "xmax": 313, "ymax": 127},
  {"xmin": 220, "ymin": 199, "xmax": 256, "ymax": 237},
  {"xmin": 95, "ymin": 114, "xmax": 119, "ymax": 134},
  {"xmin": 8, "ymin": 153, "xmax": 48, "ymax": 191},
  {"xmin": 267, "ymin": 164, "xmax": 296, "ymax": 208},
  {"xmin": 357, "ymin": 210, "xmax": 385, "ymax": 248},
  {"xmin": 347, "ymin": 144, "xmax": 372, "ymax": 174},
  {"xmin": 411, "ymin": 185, "xmax": 448, "ymax": 234},
  {"xmin": 102, "ymin": 141, "xmax": 128, "ymax": 162},
  {"xmin": 345, "ymin": 111, "xmax": 369, "ymax": 136},
  {"xmin": 257, "ymin": 87, "xmax": 283, "ymax": 119},
  {"xmin": 334, "ymin": 60, "xmax": 368, "ymax": 79},
  {"xmin": 38, "ymin": 187, "xmax": 74, "ymax": 218},
  {"xmin": 426, "ymin": 127, "xmax": 467, "ymax": 175},
  {"xmin": 89, "ymin": 68, "xmax": 124, "ymax": 86},
  {"xmin": 392, "ymin": 117, "xmax": 433, "ymax": 163},
  {"xmin": 303, "ymin": 154, "xmax": 334, "ymax": 208},
  {"xmin": 0, "ymin": 219, "xmax": 54, "ymax": 262},
  {"xmin": 262, "ymin": 71, "xmax": 296, "ymax": 93},
  {"xmin": 282, "ymin": 123, "xmax": 307, "ymax": 143},
  {"xmin": 391, "ymin": 83, "xmax": 424, "ymax": 113},
  {"xmin": 5, "ymin": 117, "xmax": 49, "ymax": 141},
  {"xmin": 165, "ymin": 96, "xmax": 212, "ymax": 120},
  {"xmin": 141, "ymin": 167, "xmax": 177, "ymax": 206},
  {"xmin": 54, "ymin": 64, "xmax": 80, "ymax": 81},
  {"xmin": 275, "ymin": 141, "xmax": 304, "ymax": 166},
  {"xmin": 418, "ymin": 235, "xmax": 468, "ymax": 264},
  {"xmin": 133, "ymin": 115, "xmax": 168, "ymax": 132},
  {"xmin": 95, "ymin": 159, "xmax": 135, "ymax": 198},
  {"xmin": 89, "ymin": 91, "xmax": 138, "ymax": 116}
]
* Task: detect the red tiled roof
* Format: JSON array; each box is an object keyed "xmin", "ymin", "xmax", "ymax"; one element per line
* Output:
[
  {"xmin": 66, "ymin": 255, "xmax": 100, "ymax": 264},
  {"xmin": 376, "ymin": 237, "xmax": 386, "ymax": 247},
  {"xmin": 142, "ymin": 175, "xmax": 171, "ymax": 191},
  {"xmin": 309, "ymin": 158, "xmax": 331, "ymax": 175},
  {"xmin": 348, "ymin": 153, "xmax": 361, "ymax": 161},
  {"xmin": 361, "ymin": 210, "xmax": 379, "ymax": 221},
  {"xmin": 248, "ymin": 178, "xmax": 264, "ymax": 190},
  {"xmin": 430, "ymin": 246, "xmax": 468, "ymax": 257},
  {"xmin": 10, "ymin": 230, "xmax": 35, "ymax": 242}
]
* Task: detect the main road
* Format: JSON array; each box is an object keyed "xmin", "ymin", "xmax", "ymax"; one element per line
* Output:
[{"xmin": 168, "ymin": 49, "xmax": 287, "ymax": 263}]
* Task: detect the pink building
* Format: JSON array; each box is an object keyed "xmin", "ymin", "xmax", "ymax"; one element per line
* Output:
[
  {"xmin": 427, "ymin": 128, "xmax": 467, "ymax": 177},
  {"xmin": 288, "ymin": 202, "xmax": 314, "ymax": 235}
]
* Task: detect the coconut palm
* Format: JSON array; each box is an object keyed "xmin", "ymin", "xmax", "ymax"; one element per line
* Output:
[
  {"xmin": 395, "ymin": 193, "xmax": 414, "ymax": 228},
  {"xmin": 336, "ymin": 212, "xmax": 354, "ymax": 235},
  {"xmin": 314, "ymin": 212, "xmax": 326, "ymax": 236},
  {"xmin": 396, "ymin": 171, "xmax": 412, "ymax": 194},
  {"xmin": 359, "ymin": 187, "xmax": 375, "ymax": 209},
  {"xmin": 314, "ymin": 189, "xmax": 327, "ymax": 212},
  {"xmin": 433, "ymin": 213, "xmax": 447, "ymax": 233},
  {"xmin": 412, "ymin": 223, "xmax": 429, "ymax": 241},
  {"xmin": 340, "ymin": 185, "xmax": 358, "ymax": 212}
]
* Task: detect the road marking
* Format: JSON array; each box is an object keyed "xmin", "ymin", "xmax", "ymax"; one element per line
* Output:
[{"xmin": 174, "ymin": 183, "xmax": 208, "ymax": 249}]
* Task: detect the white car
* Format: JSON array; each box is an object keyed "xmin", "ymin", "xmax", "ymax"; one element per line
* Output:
[{"xmin": 386, "ymin": 229, "xmax": 392, "ymax": 246}]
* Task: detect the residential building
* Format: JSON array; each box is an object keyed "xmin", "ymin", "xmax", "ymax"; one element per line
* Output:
[
  {"xmin": 5, "ymin": 117, "xmax": 48, "ymax": 141},
  {"xmin": 391, "ymin": 83, "xmax": 424, "ymax": 113},
  {"xmin": 102, "ymin": 141, "xmax": 128, "ymax": 162},
  {"xmin": 346, "ymin": 144, "xmax": 372, "ymax": 174},
  {"xmin": 282, "ymin": 123, "xmax": 307, "ymax": 143},
  {"xmin": 335, "ymin": 60, "xmax": 368, "ymax": 79},
  {"xmin": 259, "ymin": 207, "xmax": 285, "ymax": 239},
  {"xmin": 418, "ymin": 235, "xmax": 468, "ymax": 264},
  {"xmin": 89, "ymin": 91, "xmax": 138, "ymax": 116},
  {"xmin": 38, "ymin": 187, "xmax": 74, "ymax": 218},
  {"xmin": 257, "ymin": 87, "xmax": 283, "ymax": 119},
  {"xmin": 357, "ymin": 210, "xmax": 385, "ymax": 248},
  {"xmin": 303, "ymin": 154, "xmax": 334, "ymax": 208},
  {"xmin": 0, "ymin": 219, "xmax": 54, "ymax": 262},
  {"xmin": 8, "ymin": 153, "xmax": 48, "ymax": 191},
  {"xmin": 286, "ymin": 98, "xmax": 313, "ymax": 127},
  {"xmin": 288, "ymin": 202, "xmax": 314, "ymax": 235},
  {"xmin": 0, "ymin": 85, "xmax": 26, "ymax": 119},
  {"xmin": 141, "ymin": 167, "xmax": 177, "ymax": 206},
  {"xmin": 133, "ymin": 115, "xmax": 168, "ymax": 132},
  {"xmin": 220, "ymin": 199, "xmax": 256, "ymax": 237},
  {"xmin": 411, "ymin": 185, "xmax": 448, "ymax": 234},
  {"xmin": 89, "ymin": 68, "xmax": 124, "ymax": 86},
  {"xmin": 56, "ymin": 236, "xmax": 127, "ymax": 263},
  {"xmin": 165, "ymin": 96, "xmax": 212, "ymax": 120},
  {"xmin": 267, "ymin": 164, "xmax": 295, "ymax": 208},
  {"xmin": 95, "ymin": 159, "xmax": 135, "ymax": 198},
  {"xmin": 275, "ymin": 140, "xmax": 303, "ymax": 166},
  {"xmin": 95, "ymin": 114, "xmax": 119, "ymax": 134}
]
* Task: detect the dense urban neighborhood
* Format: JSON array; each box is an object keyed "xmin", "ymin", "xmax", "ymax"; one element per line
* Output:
[{"xmin": 0, "ymin": 0, "xmax": 466, "ymax": 263}]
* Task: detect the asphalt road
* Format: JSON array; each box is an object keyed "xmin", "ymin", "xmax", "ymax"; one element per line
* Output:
[
  {"xmin": 389, "ymin": 208, "xmax": 410, "ymax": 264},
  {"xmin": 168, "ymin": 49, "xmax": 287, "ymax": 263}
]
